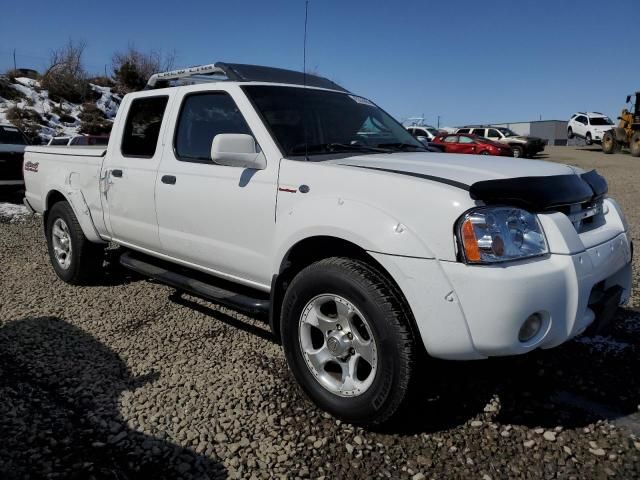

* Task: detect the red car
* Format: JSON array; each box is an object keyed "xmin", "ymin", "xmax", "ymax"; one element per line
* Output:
[{"xmin": 432, "ymin": 133, "xmax": 513, "ymax": 157}]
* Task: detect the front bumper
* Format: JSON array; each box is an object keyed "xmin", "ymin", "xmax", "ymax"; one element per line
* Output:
[{"xmin": 439, "ymin": 232, "xmax": 632, "ymax": 358}]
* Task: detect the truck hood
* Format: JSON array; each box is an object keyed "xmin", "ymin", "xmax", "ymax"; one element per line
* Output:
[
  {"xmin": 327, "ymin": 151, "xmax": 574, "ymax": 187},
  {"xmin": 327, "ymin": 152, "xmax": 606, "ymax": 211}
]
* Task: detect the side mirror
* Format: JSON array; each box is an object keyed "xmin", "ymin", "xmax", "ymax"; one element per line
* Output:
[{"xmin": 210, "ymin": 134, "xmax": 266, "ymax": 170}]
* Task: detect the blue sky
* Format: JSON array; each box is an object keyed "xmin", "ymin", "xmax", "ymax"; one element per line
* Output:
[{"xmin": 2, "ymin": 0, "xmax": 638, "ymax": 126}]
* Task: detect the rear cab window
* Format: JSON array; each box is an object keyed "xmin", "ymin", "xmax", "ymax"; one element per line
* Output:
[{"xmin": 121, "ymin": 96, "xmax": 169, "ymax": 158}]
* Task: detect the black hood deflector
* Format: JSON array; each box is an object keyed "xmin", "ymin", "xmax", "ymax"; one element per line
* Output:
[{"xmin": 469, "ymin": 169, "xmax": 607, "ymax": 211}]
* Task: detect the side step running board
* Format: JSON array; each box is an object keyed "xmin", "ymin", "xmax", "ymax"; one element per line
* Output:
[{"xmin": 119, "ymin": 251, "xmax": 270, "ymax": 316}]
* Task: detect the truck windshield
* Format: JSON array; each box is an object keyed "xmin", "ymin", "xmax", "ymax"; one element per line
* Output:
[
  {"xmin": 243, "ymin": 85, "xmax": 425, "ymax": 157},
  {"xmin": 590, "ymin": 117, "xmax": 613, "ymax": 126},
  {"xmin": 0, "ymin": 126, "xmax": 27, "ymax": 145},
  {"xmin": 497, "ymin": 128, "xmax": 518, "ymax": 137}
]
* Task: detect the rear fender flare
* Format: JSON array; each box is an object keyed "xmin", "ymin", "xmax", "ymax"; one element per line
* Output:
[{"xmin": 45, "ymin": 176, "xmax": 105, "ymax": 244}]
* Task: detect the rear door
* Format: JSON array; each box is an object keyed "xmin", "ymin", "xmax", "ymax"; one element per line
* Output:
[
  {"xmin": 441, "ymin": 135, "xmax": 459, "ymax": 153},
  {"xmin": 154, "ymin": 86, "xmax": 280, "ymax": 288},
  {"xmin": 101, "ymin": 94, "xmax": 171, "ymax": 251}
]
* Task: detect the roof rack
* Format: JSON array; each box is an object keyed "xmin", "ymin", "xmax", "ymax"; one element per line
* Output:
[{"xmin": 145, "ymin": 62, "xmax": 349, "ymax": 92}]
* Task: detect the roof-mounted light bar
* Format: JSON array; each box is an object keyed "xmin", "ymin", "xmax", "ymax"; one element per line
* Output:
[
  {"xmin": 144, "ymin": 62, "xmax": 349, "ymax": 92},
  {"xmin": 145, "ymin": 64, "xmax": 231, "ymax": 89}
]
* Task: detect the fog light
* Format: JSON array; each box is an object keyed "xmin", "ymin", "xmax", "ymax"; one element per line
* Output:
[{"xmin": 519, "ymin": 313, "xmax": 543, "ymax": 342}]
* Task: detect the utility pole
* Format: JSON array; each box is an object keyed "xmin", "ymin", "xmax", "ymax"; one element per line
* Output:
[
  {"xmin": 13, "ymin": 48, "xmax": 17, "ymax": 70},
  {"xmin": 437, "ymin": 115, "xmax": 441, "ymax": 128}
]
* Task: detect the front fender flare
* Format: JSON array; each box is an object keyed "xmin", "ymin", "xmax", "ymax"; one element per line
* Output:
[{"xmin": 274, "ymin": 195, "xmax": 435, "ymax": 274}]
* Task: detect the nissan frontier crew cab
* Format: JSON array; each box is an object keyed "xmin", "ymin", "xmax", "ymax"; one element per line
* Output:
[{"xmin": 23, "ymin": 63, "xmax": 633, "ymax": 425}]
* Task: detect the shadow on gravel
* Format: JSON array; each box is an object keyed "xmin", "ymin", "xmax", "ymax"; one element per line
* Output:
[
  {"xmin": 378, "ymin": 307, "xmax": 640, "ymax": 436},
  {"xmin": 0, "ymin": 317, "xmax": 227, "ymax": 480}
]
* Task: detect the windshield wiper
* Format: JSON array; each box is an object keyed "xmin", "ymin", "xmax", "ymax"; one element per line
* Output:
[
  {"xmin": 290, "ymin": 143, "xmax": 392, "ymax": 155},
  {"xmin": 377, "ymin": 142, "xmax": 427, "ymax": 151}
]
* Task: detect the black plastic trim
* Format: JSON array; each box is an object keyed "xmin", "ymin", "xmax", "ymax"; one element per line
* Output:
[{"xmin": 341, "ymin": 164, "xmax": 471, "ymax": 191}]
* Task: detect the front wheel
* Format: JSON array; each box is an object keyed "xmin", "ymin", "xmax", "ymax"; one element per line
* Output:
[
  {"xmin": 631, "ymin": 132, "xmax": 640, "ymax": 158},
  {"xmin": 46, "ymin": 201, "xmax": 104, "ymax": 285},
  {"xmin": 585, "ymin": 132, "xmax": 593, "ymax": 145},
  {"xmin": 511, "ymin": 145, "xmax": 524, "ymax": 158},
  {"xmin": 281, "ymin": 257, "xmax": 416, "ymax": 425},
  {"xmin": 602, "ymin": 131, "xmax": 618, "ymax": 154},
  {"xmin": 567, "ymin": 127, "xmax": 574, "ymax": 139}
]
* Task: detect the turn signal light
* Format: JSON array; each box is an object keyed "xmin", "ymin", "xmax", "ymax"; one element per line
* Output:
[{"xmin": 461, "ymin": 219, "xmax": 481, "ymax": 262}]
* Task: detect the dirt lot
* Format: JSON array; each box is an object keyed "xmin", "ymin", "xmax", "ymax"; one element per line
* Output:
[{"xmin": 0, "ymin": 146, "xmax": 639, "ymax": 479}]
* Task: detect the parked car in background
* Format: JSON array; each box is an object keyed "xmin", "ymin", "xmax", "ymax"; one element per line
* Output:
[
  {"xmin": 47, "ymin": 135, "xmax": 109, "ymax": 146},
  {"xmin": 432, "ymin": 133, "xmax": 513, "ymax": 157},
  {"xmin": 407, "ymin": 125, "xmax": 439, "ymax": 143},
  {"xmin": 48, "ymin": 137, "xmax": 71, "ymax": 146},
  {"xmin": 456, "ymin": 125, "xmax": 546, "ymax": 158},
  {"xmin": 567, "ymin": 112, "xmax": 614, "ymax": 145},
  {"xmin": 0, "ymin": 123, "xmax": 29, "ymax": 189}
]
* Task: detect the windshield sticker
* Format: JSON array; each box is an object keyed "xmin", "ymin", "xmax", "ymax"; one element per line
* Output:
[{"xmin": 349, "ymin": 95, "xmax": 375, "ymax": 107}]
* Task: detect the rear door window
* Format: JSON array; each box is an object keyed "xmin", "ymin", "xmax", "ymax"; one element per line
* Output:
[
  {"xmin": 457, "ymin": 128, "xmax": 470, "ymax": 134},
  {"xmin": 121, "ymin": 96, "xmax": 169, "ymax": 158},
  {"xmin": 471, "ymin": 128, "xmax": 486, "ymax": 137},
  {"xmin": 459, "ymin": 135, "xmax": 475, "ymax": 144},
  {"xmin": 174, "ymin": 92, "xmax": 252, "ymax": 163}
]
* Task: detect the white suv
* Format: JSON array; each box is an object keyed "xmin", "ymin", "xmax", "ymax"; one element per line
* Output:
[{"xmin": 567, "ymin": 112, "xmax": 614, "ymax": 145}]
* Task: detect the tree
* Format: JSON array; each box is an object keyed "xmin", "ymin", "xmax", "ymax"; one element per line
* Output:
[
  {"xmin": 112, "ymin": 45, "xmax": 176, "ymax": 93},
  {"xmin": 41, "ymin": 40, "xmax": 90, "ymax": 104}
]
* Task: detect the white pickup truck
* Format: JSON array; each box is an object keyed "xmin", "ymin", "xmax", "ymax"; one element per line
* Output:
[{"xmin": 24, "ymin": 63, "xmax": 633, "ymax": 425}]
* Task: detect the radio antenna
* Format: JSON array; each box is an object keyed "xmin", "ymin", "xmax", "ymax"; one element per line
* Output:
[{"xmin": 303, "ymin": 0, "xmax": 309, "ymax": 160}]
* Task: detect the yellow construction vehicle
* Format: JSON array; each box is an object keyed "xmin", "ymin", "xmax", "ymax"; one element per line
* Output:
[{"xmin": 602, "ymin": 91, "xmax": 640, "ymax": 156}]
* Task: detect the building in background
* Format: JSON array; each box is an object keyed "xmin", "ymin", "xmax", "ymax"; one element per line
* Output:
[{"xmin": 492, "ymin": 120, "xmax": 568, "ymax": 146}]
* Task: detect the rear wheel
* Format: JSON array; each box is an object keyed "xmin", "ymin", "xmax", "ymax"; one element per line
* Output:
[
  {"xmin": 46, "ymin": 201, "xmax": 104, "ymax": 285},
  {"xmin": 631, "ymin": 132, "xmax": 640, "ymax": 158},
  {"xmin": 585, "ymin": 132, "xmax": 593, "ymax": 145},
  {"xmin": 281, "ymin": 257, "xmax": 415, "ymax": 425},
  {"xmin": 602, "ymin": 131, "xmax": 618, "ymax": 154},
  {"xmin": 511, "ymin": 145, "xmax": 524, "ymax": 158}
]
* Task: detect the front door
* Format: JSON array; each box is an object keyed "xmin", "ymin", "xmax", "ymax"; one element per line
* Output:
[
  {"xmin": 101, "ymin": 94, "xmax": 170, "ymax": 251},
  {"xmin": 155, "ymin": 89, "xmax": 279, "ymax": 289}
]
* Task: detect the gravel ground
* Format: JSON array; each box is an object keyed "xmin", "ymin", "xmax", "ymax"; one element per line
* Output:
[{"xmin": 1, "ymin": 147, "xmax": 639, "ymax": 479}]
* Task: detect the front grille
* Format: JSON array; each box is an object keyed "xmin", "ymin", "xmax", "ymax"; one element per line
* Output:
[
  {"xmin": 0, "ymin": 152, "xmax": 24, "ymax": 180},
  {"xmin": 554, "ymin": 198, "xmax": 604, "ymax": 233}
]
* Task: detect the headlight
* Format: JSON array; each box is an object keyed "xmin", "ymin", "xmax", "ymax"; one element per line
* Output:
[{"xmin": 456, "ymin": 207, "xmax": 548, "ymax": 264}]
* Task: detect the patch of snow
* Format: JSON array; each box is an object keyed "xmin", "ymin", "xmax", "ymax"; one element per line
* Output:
[
  {"xmin": 574, "ymin": 335, "xmax": 632, "ymax": 354},
  {"xmin": 0, "ymin": 76, "xmax": 121, "ymax": 141},
  {"xmin": 0, "ymin": 203, "xmax": 31, "ymax": 223}
]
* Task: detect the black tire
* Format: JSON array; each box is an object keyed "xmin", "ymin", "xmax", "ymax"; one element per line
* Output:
[
  {"xmin": 479, "ymin": 150, "xmax": 489, "ymax": 155},
  {"xmin": 631, "ymin": 132, "xmax": 640, "ymax": 158},
  {"xmin": 585, "ymin": 132, "xmax": 593, "ymax": 146},
  {"xmin": 602, "ymin": 131, "xmax": 618, "ymax": 154},
  {"xmin": 45, "ymin": 201, "xmax": 104, "ymax": 285},
  {"xmin": 281, "ymin": 257, "xmax": 415, "ymax": 425},
  {"xmin": 567, "ymin": 127, "xmax": 574, "ymax": 139},
  {"xmin": 511, "ymin": 145, "xmax": 524, "ymax": 158}
]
